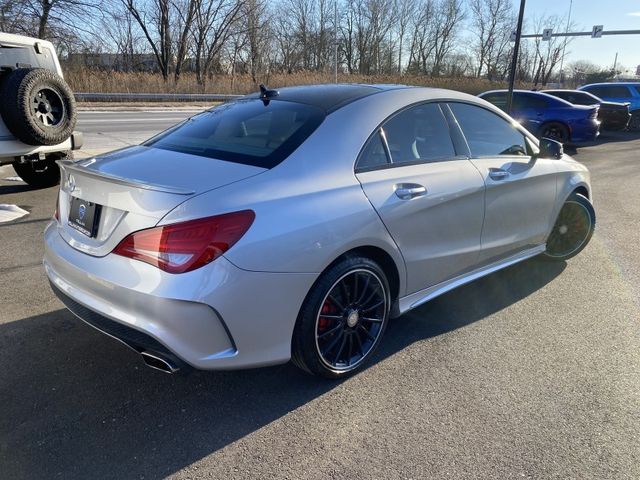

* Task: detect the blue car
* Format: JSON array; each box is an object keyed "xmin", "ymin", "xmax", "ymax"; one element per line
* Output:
[
  {"xmin": 578, "ymin": 82, "xmax": 640, "ymax": 130},
  {"xmin": 478, "ymin": 90, "xmax": 600, "ymax": 144}
]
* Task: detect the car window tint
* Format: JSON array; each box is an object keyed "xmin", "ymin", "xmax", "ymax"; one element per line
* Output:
[
  {"xmin": 514, "ymin": 94, "xmax": 547, "ymax": 109},
  {"xmin": 381, "ymin": 103, "xmax": 455, "ymax": 164},
  {"xmin": 481, "ymin": 93, "xmax": 507, "ymax": 111},
  {"xmin": 634, "ymin": 86, "xmax": 640, "ymax": 95},
  {"xmin": 145, "ymin": 99, "xmax": 325, "ymax": 168},
  {"xmin": 609, "ymin": 86, "xmax": 632, "ymax": 97},
  {"xmin": 449, "ymin": 103, "xmax": 528, "ymax": 157},
  {"xmin": 556, "ymin": 92, "xmax": 590, "ymax": 105},
  {"xmin": 584, "ymin": 86, "xmax": 605, "ymax": 97},
  {"xmin": 549, "ymin": 92, "xmax": 570, "ymax": 102},
  {"xmin": 565, "ymin": 94, "xmax": 580, "ymax": 104},
  {"xmin": 589, "ymin": 85, "xmax": 632, "ymax": 98},
  {"xmin": 571, "ymin": 93, "xmax": 595, "ymax": 105},
  {"xmin": 356, "ymin": 130, "xmax": 389, "ymax": 170}
]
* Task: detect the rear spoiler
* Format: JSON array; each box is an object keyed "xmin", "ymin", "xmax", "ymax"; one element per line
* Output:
[{"xmin": 57, "ymin": 159, "xmax": 195, "ymax": 195}]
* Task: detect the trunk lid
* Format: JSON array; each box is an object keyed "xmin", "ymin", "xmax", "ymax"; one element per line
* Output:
[{"xmin": 56, "ymin": 146, "xmax": 265, "ymax": 256}]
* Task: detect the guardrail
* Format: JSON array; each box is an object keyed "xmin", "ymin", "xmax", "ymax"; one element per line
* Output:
[{"xmin": 74, "ymin": 92, "xmax": 243, "ymax": 103}]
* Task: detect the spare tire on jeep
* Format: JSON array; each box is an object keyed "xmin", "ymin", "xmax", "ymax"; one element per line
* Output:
[{"xmin": 0, "ymin": 68, "xmax": 77, "ymax": 146}]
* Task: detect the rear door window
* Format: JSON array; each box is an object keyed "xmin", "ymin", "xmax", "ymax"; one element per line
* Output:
[
  {"xmin": 587, "ymin": 85, "xmax": 632, "ymax": 98},
  {"xmin": 571, "ymin": 92, "xmax": 597, "ymax": 105},
  {"xmin": 382, "ymin": 103, "xmax": 456, "ymax": 165},
  {"xmin": 356, "ymin": 103, "xmax": 456, "ymax": 170},
  {"xmin": 356, "ymin": 130, "xmax": 390, "ymax": 170},
  {"xmin": 553, "ymin": 92, "xmax": 591, "ymax": 105},
  {"xmin": 548, "ymin": 92, "xmax": 571, "ymax": 102},
  {"xmin": 145, "ymin": 99, "xmax": 325, "ymax": 168},
  {"xmin": 449, "ymin": 103, "xmax": 528, "ymax": 157},
  {"xmin": 481, "ymin": 93, "xmax": 508, "ymax": 111},
  {"xmin": 513, "ymin": 94, "xmax": 547, "ymax": 109}
]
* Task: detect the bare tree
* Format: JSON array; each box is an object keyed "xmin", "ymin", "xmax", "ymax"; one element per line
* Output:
[
  {"xmin": 430, "ymin": 0, "xmax": 464, "ymax": 76},
  {"xmin": 191, "ymin": 0, "xmax": 242, "ymax": 87},
  {"xmin": 394, "ymin": 0, "xmax": 416, "ymax": 73},
  {"xmin": 122, "ymin": 0, "xmax": 173, "ymax": 80},
  {"xmin": 0, "ymin": 1, "xmax": 31, "ymax": 34},
  {"xmin": 172, "ymin": 0, "xmax": 197, "ymax": 83},
  {"xmin": 1, "ymin": 0, "xmax": 98, "ymax": 44},
  {"xmin": 529, "ymin": 15, "xmax": 574, "ymax": 86},
  {"xmin": 469, "ymin": 0, "xmax": 513, "ymax": 79},
  {"xmin": 237, "ymin": 0, "xmax": 272, "ymax": 84},
  {"xmin": 102, "ymin": 9, "xmax": 136, "ymax": 70},
  {"xmin": 272, "ymin": 12, "xmax": 299, "ymax": 73},
  {"xmin": 407, "ymin": 0, "xmax": 436, "ymax": 74}
]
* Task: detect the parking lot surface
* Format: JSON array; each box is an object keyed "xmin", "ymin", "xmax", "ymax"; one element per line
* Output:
[{"xmin": 1, "ymin": 117, "xmax": 639, "ymax": 479}]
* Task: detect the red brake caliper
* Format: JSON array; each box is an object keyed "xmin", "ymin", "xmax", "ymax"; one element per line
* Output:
[{"xmin": 318, "ymin": 300, "xmax": 335, "ymax": 332}]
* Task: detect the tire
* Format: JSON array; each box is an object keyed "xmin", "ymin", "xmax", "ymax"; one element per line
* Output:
[
  {"xmin": 12, "ymin": 151, "xmax": 71, "ymax": 188},
  {"xmin": 0, "ymin": 68, "xmax": 77, "ymax": 146},
  {"xmin": 291, "ymin": 256, "xmax": 391, "ymax": 378},
  {"xmin": 629, "ymin": 111, "xmax": 640, "ymax": 131},
  {"xmin": 543, "ymin": 193, "xmax": 595, "ymax": 261},
  {"xmin": 539, "ymin": 122, "xmax": 569, "ymax": 144}
]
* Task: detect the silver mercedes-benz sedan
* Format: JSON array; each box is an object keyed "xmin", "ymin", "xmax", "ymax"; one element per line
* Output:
[{"xmin": 44, "ymin": 84, "xmax": 595, "ymax": 378}]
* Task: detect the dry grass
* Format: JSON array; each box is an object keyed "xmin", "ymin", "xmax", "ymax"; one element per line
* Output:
[{"xmin": 64, "ymin": 67, "xmax": 520, "ymax": 97}]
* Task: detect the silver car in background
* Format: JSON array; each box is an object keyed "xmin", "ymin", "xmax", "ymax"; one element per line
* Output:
[{"xmin": 44, "ymin": 84, "xmax": 595, "ymax": 378}]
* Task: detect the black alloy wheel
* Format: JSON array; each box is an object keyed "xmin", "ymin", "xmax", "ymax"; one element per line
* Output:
[
  {"xmin": 544, "ymin": 193, "xmax": 595, "ymax": 261},
  {"xmin": 315, "ymin": 269, "xmax": 387, "ymax": 371},
  {"xmin": 292, "ymin": 256, "xmax": 390, "ymax": 378},
  {"xmin": 32, "ymin": 88, "xmax": 65, "ymax": 127}
]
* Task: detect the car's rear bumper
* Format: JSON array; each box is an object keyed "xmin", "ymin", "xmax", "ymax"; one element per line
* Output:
[
  {"xmin": 0, "ymin": 132, "xmax": 81, "ymax": 165},
  {"xmin": 569, "ymin": 119, "xmax": 600, "ymax": 144},
  {"xmin": 599, "ymin": 111, "xmax": 631, "ymax": 130},
  {"xmin": 44, "ymin": 220, "xmax": 317, "ymax": 370}
]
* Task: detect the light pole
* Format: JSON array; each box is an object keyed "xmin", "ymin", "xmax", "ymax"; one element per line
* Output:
[
  {"xmin": 507, "ymin": 0, "xmax": 526, "ymax": 115},
  {"xmin": 334, "ymin": 0, "xmax": 338, "ymax": 83}
]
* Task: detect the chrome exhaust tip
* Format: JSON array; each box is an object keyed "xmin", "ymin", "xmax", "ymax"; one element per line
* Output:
[{"xmin": 140, "ymin": 351, "xmax": 180, "ymax": 374}]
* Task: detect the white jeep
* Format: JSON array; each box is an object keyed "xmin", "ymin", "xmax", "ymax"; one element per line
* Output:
[{"xmin": 0, "ymin": 32, "xmax": 82, "ymax": 187}]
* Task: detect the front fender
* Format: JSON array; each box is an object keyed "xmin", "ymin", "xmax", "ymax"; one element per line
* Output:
[{"xmin": 546, "ymin": 160, "xmax": 592, "ymax": 237}]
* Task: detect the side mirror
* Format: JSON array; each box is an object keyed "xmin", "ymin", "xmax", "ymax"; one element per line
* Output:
[{"xmin": 538, "ymin": 137, "xmax": 563, "ymax": 159}]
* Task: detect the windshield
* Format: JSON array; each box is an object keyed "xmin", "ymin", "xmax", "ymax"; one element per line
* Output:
[{"xmin": 145, "ymin": 99, "xmax": 325, "ymax": 168}]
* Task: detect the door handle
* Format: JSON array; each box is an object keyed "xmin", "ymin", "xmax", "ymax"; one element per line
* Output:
[
  {"xmin": 394, "ymin": 183, "xmax": 427, "ymax": 200},
  {"xmin": 489, "ymin": 168, "xmax": 509, "ymax": 180}
]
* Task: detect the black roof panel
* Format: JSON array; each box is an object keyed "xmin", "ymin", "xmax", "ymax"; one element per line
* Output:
[{"xmin": 244, "ymin": 83, "xmax": 387, "ymax": 112}]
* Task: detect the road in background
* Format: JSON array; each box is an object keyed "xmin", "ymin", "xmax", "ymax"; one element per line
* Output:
[
  {"xmin": 0, "ymin": 120, "xmax": 639, "ymax": 479},
  {"xmin": 0, "ymin": 108, "xmax": 204, "ymax": 179},
  {"xmin": 76, "ymin": 108, "xmax": 205, "ymax": 156}
]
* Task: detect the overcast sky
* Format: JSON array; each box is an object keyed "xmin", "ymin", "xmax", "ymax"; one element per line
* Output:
[{"xmin": 513, "ymin": 0, "xmax": 640, "ymax": 73}]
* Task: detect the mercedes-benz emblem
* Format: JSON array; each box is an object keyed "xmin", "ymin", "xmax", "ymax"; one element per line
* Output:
[{"xmin": 68, "ymin": 174, "xmax": 76, "ymax": 192}]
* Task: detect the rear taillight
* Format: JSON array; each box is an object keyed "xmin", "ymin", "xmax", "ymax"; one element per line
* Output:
[{"xmin": 113, "ymin": 210, "xmax": 255, "ymax": 274}]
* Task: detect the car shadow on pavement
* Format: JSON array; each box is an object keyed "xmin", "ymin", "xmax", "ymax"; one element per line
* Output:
[
  {"xmin": 567, "ymin": 129, "xmax": 640, "ymax": 156},
  {"xmin": 0, "ymin": 183, "xmax": 38, "ymax": 195},
  {"xmin": 0, "ymin": 257, "xmax": 565, "ymax": 479}
]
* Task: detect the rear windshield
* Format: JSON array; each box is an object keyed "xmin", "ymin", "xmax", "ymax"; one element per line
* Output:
[{"xmin": 145, "ymin": 99, "xmax": 326, "ymax": 168}]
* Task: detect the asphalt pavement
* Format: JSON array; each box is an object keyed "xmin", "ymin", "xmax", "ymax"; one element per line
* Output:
[
  {"xmin": 0, "ymin": 115, "xmax": 639, "ymax": 479},
  {"xmin": 74, "ymin": 108, "xmax": 204, "ymax": 156}
]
